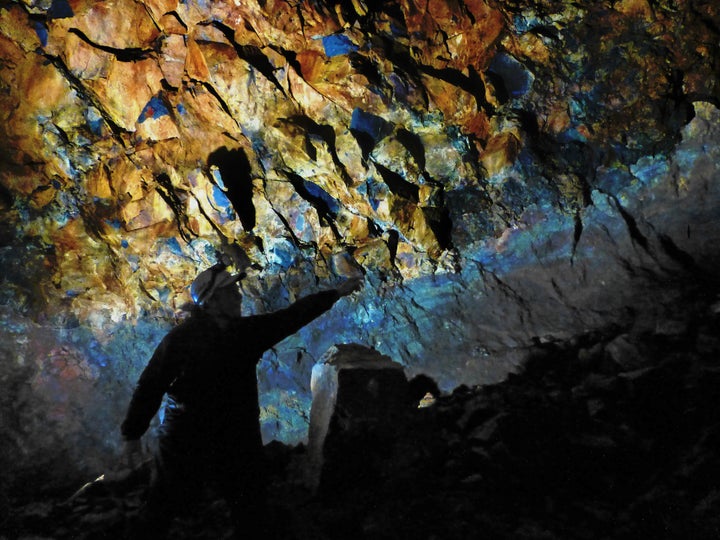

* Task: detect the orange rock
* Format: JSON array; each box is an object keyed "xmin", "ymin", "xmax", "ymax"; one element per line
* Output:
[
  {"xmin": 395, "ymin": 240, "xmax": 435, "ymax": 280},
  {"xmin": 286, "ymin": 58, "xmax": 332, "ymax": 114},
  {"xmin": 51, "ymin": 216, "xmax": 88, "ymax": 255},
  {"xmin": 422, "ymin": 73, "xmax": 489, "ymax": 141},
  {"xmin": 157, "ymin": 12, "xmax": 188, "ymax": 35},
  {"xmin": 185, "ymin": 38, "xmax": 211, "ymax": 82},
  {"xmin": 463, "ymin": 111, "xmax": 492, "ymax": 143},
  {"xmin": 108, "ymin": 156, "xmax": 146, "ymax": 203},
  {"xmin": 120, "ymin": 190, "xmax": 175, "ymax": 231},
  {"xmin": 4, "ymin": 54, "xmax": 81, "ymax": 187},
  {"xmin": 504, "ymin": 32, "xmax": 551, "ymax": 66},
  {"xmin": 226, "ymin": 5, "xmax": 266, "ymax": 49},
  {"xmin": 135, "ymin": 112, "xmax": 180, "ymax": 142},
  {"xmin": 172, "ymin": 85, "xmax": 241, "ymax": 147},
  {"xmin": 298, "ymin": 52, "xmax": 385, "ymax": 114},
  {"xmin": 85, "ymin": 166, "xmax": 113, "ymax": 200},
  {"xmin": 62, "ymin": 31, "xmax": 111, "ymax": 80},
  {"xmin": 199, "ymin": 41, "xmax": 295, "ymax": 132},
  {"xmin": 444, "ymin": 2, "xmax": 504, "ymax": 70},
  {"xmin": 196, "ymin": 41, "xmax": 246, "ymax": 88},
  {"xmin": 614, "ymin": 0, "xmax": 654, "ymax": 18},
  {"xmin": 420, "ymin": 131, "xmax": 468, "ymax": 180},
  {"xmin": 144, "ymin": 0, "xmax": 180, "ymax": 21},
  {"xmin": 353, "ymin": 238, "xmax": 394, "ymax": 274},
  {"xmin": 51, "ymin": 0, "xmax": 160, "ymax": 50},
  {"xmin": 575, "ymin": 124, "xmax": 592, "ymax": 141},
  {"xmin": 336, "ymin": 208, "xmax": 371, "ymax": 245},
  {"xmin": 241, "ymin": 0, "xmax": 333, "ymax": 53},
  {"xmin": 30, "ymin": 184, "xmax": 58, "ymax": 208},
  {"xmin": 399, "ymin": 204, "xmax": 442, "ymax": 258},
  {"xmin": 15, "ymin": 53, "xmax": 75, "ymax": 118},
  {"xmin": 132, "ymin": 139, "xmax": 189, "ymax": 176},
  {"xmin": 0, "ymin": 32, "xmax": 25, "ymax": 77},
  {"xmin": 481, "ymin": 132, "xmax": 521, "ymax": 176},
  {"xmin": 296, "ymin": 49, "xmax": 326, "ymax": 85},
  {"xmin": 87, "ymin": 57, "xmax": 164, "ymax": 131},
  {"xmin": 0, "ymin": 4, "xmax": 41, "ymax": 52},
  {"xmin": 399, "ymin": 0, "xmax": 502, "ymax": 71},
  {"xmin": 159, "ymin": 34, "xmax": 188, "ymax": 88},
  {"xmin": 545, "ymin": 106, "xmax": 572, "ymax": 136},
  {"xmin": 399, "ymin": 0, "xmax": 435, "ymax": 44}
]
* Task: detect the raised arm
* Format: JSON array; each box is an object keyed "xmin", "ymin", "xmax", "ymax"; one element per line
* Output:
[{"xmin": 246, "ymin": 277, "xmax": 362, "ymax": 352}]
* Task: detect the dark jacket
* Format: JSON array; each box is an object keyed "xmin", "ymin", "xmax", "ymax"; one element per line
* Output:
[{"xmin": 121, "ymin": 289, "xmax": 341, "ymax": 449}]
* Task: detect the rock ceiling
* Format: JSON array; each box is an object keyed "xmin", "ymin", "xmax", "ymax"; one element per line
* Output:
[
  {"xmin": 2, "ymin": 0, "xmax": 717, "ymax": 320},
  {"xmin": 1, "ymin": 0, "xmax": 720, "ymax": 487}
]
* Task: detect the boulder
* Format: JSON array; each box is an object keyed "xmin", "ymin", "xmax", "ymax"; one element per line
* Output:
[{"xmin": 306, "ymin": 344, "xmax": 410, "ymax": 492}]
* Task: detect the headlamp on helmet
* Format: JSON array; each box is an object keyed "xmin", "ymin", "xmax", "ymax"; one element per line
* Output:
[{"xmin": 190, "ymin": 263, "xmax": 245, "ymax": 306}]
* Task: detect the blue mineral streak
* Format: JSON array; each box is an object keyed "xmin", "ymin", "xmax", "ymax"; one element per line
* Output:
[
  {"xmin": 322, "ymin": 34, "xmax": 358, "ymax": 57},
  {"xmin": 488, "ymin": 52, "xmax": 534, "ymax": 99},
  {"xmin": 212, "ymin": 185, "xmax": 231, "ymax": 209},
  {"xmin": 33, "ymin": 22, "xmax": 49, "ymax": 46},
  {"xmin": 166, "ymin": 237, "xmax": 184, "ymax": 257},
  {"xmin": 303, "ymin": 180, "xmax": 340, "ymax": 214},
  {"xmin": 350, "ymin": 108, "xmax": 392, "ymax": 142},
  {"xmin": 48, "ymin": 0, "xmax": 73, "ymax": 19},
  {"xmin": 138, "ymin": 95, "xmax": 171, "ymax": 123}
]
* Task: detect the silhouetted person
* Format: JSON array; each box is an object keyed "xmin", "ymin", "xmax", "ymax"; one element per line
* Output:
[{"xmin": 120, "ymin": 262, "xmax": 362, "ymax": 538}]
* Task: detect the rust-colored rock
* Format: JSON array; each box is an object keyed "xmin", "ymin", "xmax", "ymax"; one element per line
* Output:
[
  {"xmin": 1, "ymin": 1, "xmax": 720, "ymax": 500},
  {"xmin": 49, "ymin": 0, "xmax": 160, "ymax": 51}
]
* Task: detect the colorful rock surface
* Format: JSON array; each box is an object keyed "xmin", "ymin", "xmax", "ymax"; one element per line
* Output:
[{"xmin": 0, "ymin": 0, "xmax": 719, "ymax": 496}]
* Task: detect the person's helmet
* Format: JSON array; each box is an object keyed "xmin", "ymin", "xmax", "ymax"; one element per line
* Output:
[{"xmin": 190, "ymin": 263, "xmax": 245, "ymax": 306}]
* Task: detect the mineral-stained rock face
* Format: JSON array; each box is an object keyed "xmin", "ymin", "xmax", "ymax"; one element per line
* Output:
[{"xmin": 0, "ymin": 0, "xmax": 719, "ymax": 497}]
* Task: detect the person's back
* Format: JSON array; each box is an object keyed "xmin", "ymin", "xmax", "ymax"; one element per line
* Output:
[{"xmin": 161, "ymin": 312, "xmax": 262, "ymax": 440}]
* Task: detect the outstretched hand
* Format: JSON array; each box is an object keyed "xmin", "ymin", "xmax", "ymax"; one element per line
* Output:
[{"xmin": 337, "ymin": 276, "xmax": 363, "ymax": 297}]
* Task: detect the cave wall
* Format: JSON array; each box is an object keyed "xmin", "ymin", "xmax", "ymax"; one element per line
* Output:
[{"xmin": 1, "ymin": 0, "xmax": 719, "ymax": 496}]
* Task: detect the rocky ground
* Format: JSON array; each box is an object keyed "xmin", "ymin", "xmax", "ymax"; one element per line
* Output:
[{"xmin": 3, "ymin": 282, "xmax": 720, "ymax": 540}]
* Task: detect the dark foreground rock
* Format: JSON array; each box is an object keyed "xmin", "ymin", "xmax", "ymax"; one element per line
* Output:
[{"xmin": 3, "ymin": 286, "xmax": 720, "ymax": 540}]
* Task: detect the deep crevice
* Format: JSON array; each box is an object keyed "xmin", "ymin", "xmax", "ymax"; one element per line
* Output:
[
  {"xmin": 154, "ymin": 173, "xmax": 194, "ymax": 242},
  {"xmin": 283, "ymin": 116, "xmax": 352, "ymax": 185},
  {"xmin": 210, "ymin": 21, "xmax": 286, "ymax": 96},
  {"xmin": 164, "ymin": 11, "xmax": 188, "ymax": 31},
  {"xmin": 271, "ymin": 46, "xmax": 302, "ymax": 77},
  {"xmin": 386, "ymin": 229, "xmax": 399, "ymax": 267},
  {"xmin": 370, "ymin": 36, "xmax": 429, "ymax": 107},
  {"xmin": 348, "ymin": 53, "xmax": 388, "ymax": 98},
  {"xmin": 367, "ymin": 218, "xmax": 382, "ymax": 238},
  {"xmin": 373, "ymin": 162, "xmax": 419, "ymax": 203},
  {"xmin": 396, "ymin": 129, "xmax": 426, "ymax": 171},
  {"xmin": 571, "ymin": 210, "xmax": 583, "ymax": 263},
  {"xmin": 67, "ymin": 28, "xmax": 154, "ymax": 62},
  {"xmin": 657, "ymin": 233, "xmax": 699, "ymax": 272},
  {"xmin": 196, "ymin": 81, "xmax": 239, "ymax": 127},
  {"xmin": 419, "ymin": 63, "xmax": 495, "ymax": 116},
  {"xmin": 422, "ymin": 205, "xmax": 453, "ymax": 251},
  {"xmin": 0, "ymin": 181, "xmax": 14, "ymax": 210},
  {"xmin": 272, "ymin": 209, "xmax": 303, "ymax": 249},
  {"xmin": 207, "ymin": 147, "xmax": 256, "ymax": 232},
  {"xmin": 41, "ymin": 53, "xmax": 127, "ymax": 142},
  {"xmin": 421, "ymin": 180, "xmax": 453, "ymax": 251},
  {"xmin": 283, "ymin": 171, "xmax": 341, "ymax": 240},
  {"xmin": 350, "ymin": 129, "xmax": 377, "ymax": 165},
  {"xmin": 611, "ymin": 197, "xmax": 650, "ymax": 253}
]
